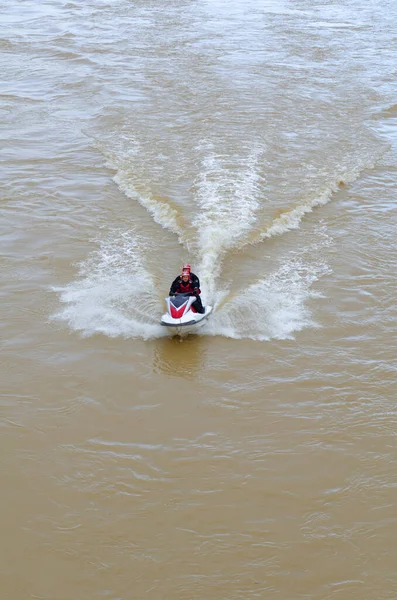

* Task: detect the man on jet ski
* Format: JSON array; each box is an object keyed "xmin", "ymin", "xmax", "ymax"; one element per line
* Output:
[{"xmin": 169, "ymin": 264, "xmax": 205, "ymax": 314}]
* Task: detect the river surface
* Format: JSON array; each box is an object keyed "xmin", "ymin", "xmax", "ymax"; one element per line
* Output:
[{"xmin": 1, "ymin": 1, "xmax": 397, "ymax": 598}]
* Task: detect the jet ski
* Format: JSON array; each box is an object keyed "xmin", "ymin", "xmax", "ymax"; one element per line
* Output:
[{"xmin": 160, "ymin": 293, "xmax": 212, "ymax": 334}]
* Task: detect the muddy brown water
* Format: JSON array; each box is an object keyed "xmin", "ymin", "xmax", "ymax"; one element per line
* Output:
[{"xmin": 1, "ymin": 1, "xmax": 397, "ymax": 598}]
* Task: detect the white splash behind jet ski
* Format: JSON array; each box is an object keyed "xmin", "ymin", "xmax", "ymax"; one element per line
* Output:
[{"xmin": 160, "ymin": 293, "xmax": 212, "ymax": 334}]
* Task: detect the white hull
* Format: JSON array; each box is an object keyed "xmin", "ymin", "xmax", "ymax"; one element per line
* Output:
[{"xmin": 161, "ymin": 306, "xmax": 212, "ymax": 335}]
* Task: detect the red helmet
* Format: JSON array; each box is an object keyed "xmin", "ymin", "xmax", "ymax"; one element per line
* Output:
[{"xmin": 183, "ymin": 263, "xmax": 191, "ymax": 272}]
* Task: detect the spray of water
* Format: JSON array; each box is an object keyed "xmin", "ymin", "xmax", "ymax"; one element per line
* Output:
[
  {"xmin": 53, "ymin": 230, "xmax": 165, "ymax": 339},
  {"xmin": 202, "ymin": 226, "xmax": 332, "ymax": 340}
]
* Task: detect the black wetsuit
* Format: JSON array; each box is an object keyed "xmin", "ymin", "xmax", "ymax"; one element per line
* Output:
[{"xmin": 169, "ymin": 273, "xmax": 204, "ymax": 314}]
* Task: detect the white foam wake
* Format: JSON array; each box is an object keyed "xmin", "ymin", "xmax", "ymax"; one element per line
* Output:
[
  {"xmin": 111, "ymin": 167, "xmax": 190, "ymax": 246},
  {"xmin": 61, "ymin": 137, "xmax": 378, "ymax": 341},
  {"xmin": 53, "ymin": 230, "xmax": 165, "ymax": 339},
  {"xmin": 203, "ymin": 253, "xmax": 330, "ymax": 340},
  {"xmin": 98, "ymin": 136, "xmax": 189, "ymax": 246},
  {"xmin": 261, "ymin": 160, "xmax": 377, "ymax": 240},
  {"xmin": 192, "ymin": 144, "xmax": 265, "ymax": 299},
  {"xmin": 203, "ymin": 231, "xmax": 332, "ymax": 341}
]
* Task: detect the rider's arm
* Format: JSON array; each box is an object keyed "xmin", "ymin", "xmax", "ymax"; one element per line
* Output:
[
  {"xmin": 169, "ymin": 277, "xmax": 179, "ymax": 295},
  {"xmin": 191, "ymin": 274, "xmax": 201, "ymax": 293}
]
